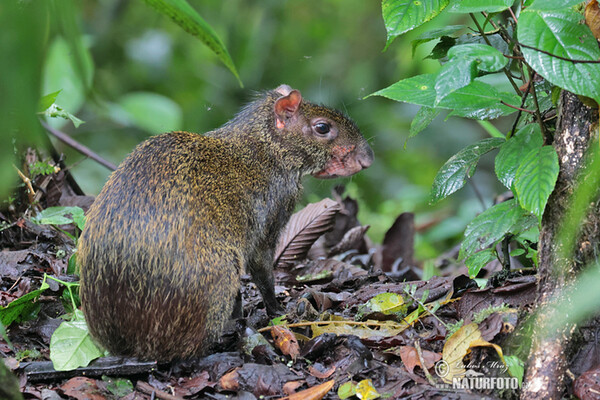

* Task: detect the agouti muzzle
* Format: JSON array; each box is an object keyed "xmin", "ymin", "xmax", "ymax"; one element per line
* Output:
[{"xmin": 79, "ymin": 85, "xmax": 373, "ymax": 361}]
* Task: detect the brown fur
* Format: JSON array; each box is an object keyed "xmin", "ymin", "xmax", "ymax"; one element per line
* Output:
[{"xmin": 78, "ymin": 87, "xmax": 373, "ymax": 361}]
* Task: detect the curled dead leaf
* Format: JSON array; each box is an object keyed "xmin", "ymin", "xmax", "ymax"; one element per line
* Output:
[{"xmin": 274, "ymin": 199, "xmax": 341, "ymax": 268}]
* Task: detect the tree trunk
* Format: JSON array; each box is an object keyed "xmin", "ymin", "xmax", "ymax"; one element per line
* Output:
[{"xmin": 521, "ymin": 92, "xmax": 599, "ymax": 399}]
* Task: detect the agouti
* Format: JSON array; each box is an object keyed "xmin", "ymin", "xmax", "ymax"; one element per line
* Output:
[{"xmin": 78, "ymin": 85, "xmax": 373, "ymax": 361}]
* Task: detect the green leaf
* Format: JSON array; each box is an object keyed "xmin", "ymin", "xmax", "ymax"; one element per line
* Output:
[
  {"xmin": 38, "ymin": 90, "xmax": 62, "ymax": 112},
  {"xmin": 459, "ymin": 199, "xmax": 538, "ymax": 260},
  {"xmin": 514, "ymin": 146, "xmax": 559, "ymax": 220},
  {"xmin": 518, "ymin": 8, "xmax": 600, "ymax": 103},
  {"xmin": 50, "ymin": 314, "xmax": 103, "ymax": 371},
  {"xmin": 371, "ymin": 74, "xmax": 519, "ymax": 119},
  {"xmin": 430, "ymin": 138, "xmax": 505, "ymax": 203},
  {"xmin": 365, "ymin": 293, "xmax": 406, "ymax": 314},
  {"xmin": 505, "ymin": 355, "xmax": 525, "ymax": 386},
  {"xmin": 41, "ymin": 103, "xmax": 85, "ymax": 128},
  {"xmin": 102, "ymin": 377, "xmax": 134, "ymax": 398},
  {"xmin": 0, "ymin": 282, "xmax": 50, "ymax": 326},
  {"xmin": 411, "ymin": 25, "xmax": 464, "ymax": 56},
  {"xmin": 382, "ymin": 0, "xmax": 450, "ymax": 50},
  {"xmin": 32, "ymin": 206, "xmax": 86, "ymax": 230},
  {"xmin": 465, "ymin": 248, "xmax": 497, "ymax": 278},
  {"xmin": 111, "ymin": 92, "xmax": 183, "ymax": 134},
  {"xmin": 495, "ymin": 124, "xmax": 544, "ymax": 189},
  {"xmin": 142, "ymin": 0, "xmax": 242, "ymax": 87},
  {"xmin": 67, "ymin": 253, "xmax": 78, "ymax": 275},
  {"xmin": 338, "ymin": 381, "xmax": 358, "ymax": 400},
  {"xmin": 447, "ymin": 0, "xmax": 515, "ymax": 13},
  {"xmin": 409, "ymin": 106, "xmax": 441, "ymax": 139},
  {"xmin": 434, "ymin": 44, "xmax": 507, "ymax": 104}
]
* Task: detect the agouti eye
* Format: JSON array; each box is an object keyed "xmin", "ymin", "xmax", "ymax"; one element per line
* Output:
[{"xmin": 314, "ymin": 122, "xmax": 331, "ymax": 135}]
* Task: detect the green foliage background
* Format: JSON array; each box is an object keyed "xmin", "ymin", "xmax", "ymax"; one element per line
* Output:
[{"xmin": 1, "ymin": 0, "xmax": 506, "ymax": 258}]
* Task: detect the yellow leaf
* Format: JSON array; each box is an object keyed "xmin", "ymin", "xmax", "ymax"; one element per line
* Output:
[{"xmin": 356, "ymin": 379, "xmax": 380, "ymax": 400}]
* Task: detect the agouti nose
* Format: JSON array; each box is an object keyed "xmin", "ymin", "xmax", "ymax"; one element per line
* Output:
[{"xmin": 357, "ymin": 145, "xmax": 374, "ymax": 169}]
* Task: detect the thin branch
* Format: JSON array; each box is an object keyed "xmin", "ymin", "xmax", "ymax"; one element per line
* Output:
[
  {"xmin": 508, "ymin": 78, "xmax": 533, "ymax": 139},
  {"xmin": 468, "ymin": 178, "xmax": 487, "ymax": 212},
  {"xmin": 507, "ymin": 7, "xmax": 518, "ymax": 24},
  {"xmin": 527, "ymin": 69, "xmax": 548, "ymax": 142},
  {"xmin": 500, "ymin": 101, "xmax": 536, "ymax": 114},
  {"xmin": 501, "ymin": 236, "xmax": 511, "ymax": 271},
  {"xmin": 41, "ymin": 121, "xmax": 117, "ymax": 171}
]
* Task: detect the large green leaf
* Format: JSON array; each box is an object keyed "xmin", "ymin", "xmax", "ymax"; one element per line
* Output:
[
  {"xmin": 495, "ymin": 124, "xmax": 543, "ymax": 189},
  {"xmin": 514, "ymin": 146, "xmax": 560, "ymax": 221},
  {"xmin": 382, "ymin": 0, "xmax": 449, "ymax": 50},
  {"xmin": 371, "ymin": 74, "xmax": 519, "ymax": 119},
  {"xmin": 50, "ymin": 311, "xmax": 103, "ymax": 371},
  {"xmin": 447, "ymin": 0, "xmax": 515, "ymax": 13},
  {"xmin": 430, "ymin": 138, "xmax": 505, "ymax": 203},
  {"xmin": 142, "ymin": 0, "xmax": 242, "ymax": 87},
  {"xmin": 459, "ymin": 199, "xmax": 537, "ymax": 260},
  {"xmin": 435, "ymin": 44, "xmax": 507, "ymax": 104},
  {"xmin": 518, "ymin": 8, "xmax": 600, "ymax": 103}
]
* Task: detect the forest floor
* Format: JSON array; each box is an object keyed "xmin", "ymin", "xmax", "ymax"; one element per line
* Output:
[{"xmin": 1, "ymin": 161, "xmax": 541, "ymax": 400}]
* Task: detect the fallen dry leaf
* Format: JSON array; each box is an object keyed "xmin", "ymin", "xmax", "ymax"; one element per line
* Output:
[
  {"xmin": 278, "ymin": 379, "xmax": 335, "ymax": 400},
  {"xmin": 271, "ymin": 325, "xmax": 301, "ymax": 360},
  {"xmin": 61, "ymin": 377, "xmax": 105, "ymax": 400},
  {"xmin": 283, "ymin": 380, "xmax": 305, "ymax": 395},
  {"xmin": 308, "ymin": 363, "xmax": 336, "ymax": 379},
  {"xmin": 398, "ymin": 345, "xmax": 442, "ymax": 374}
]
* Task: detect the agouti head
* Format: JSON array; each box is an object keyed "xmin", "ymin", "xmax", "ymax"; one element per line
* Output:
[{"xmin": 270, "ymin": 84, "xmax": 374, "ymax": 179}]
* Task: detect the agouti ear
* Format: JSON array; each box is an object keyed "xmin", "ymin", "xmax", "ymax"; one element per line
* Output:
[
  {"xmin": 275, "ymin": 84, "xmax": 294, "ymax": 96},
  {"xmin": 274, "ymin": 90, "xmax": 302, "ymax": 129}
]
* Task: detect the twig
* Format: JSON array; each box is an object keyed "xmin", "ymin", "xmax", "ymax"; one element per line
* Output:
[
  {"xmin": 414, "ymin": 339, "xmax": 437, "ymax": 386},
  {"xmin": 467, "ymin": 178, "xmax": 487, "ymax": 212},
  {"xmin": 41, "ymin": 121, "xmax": 117, "ymax": 171},
  {"xmin": 500, "ymin": 101, "xmax": 536, "ymax": 114},
  {"xmin": 501, "ymin": 236, "xmax": 511, "ymax": 271},
  {"xmin": 507, "ymin": 77, "xmax": 533, "ymax": 139},
  {"xmin": 13, "ymin": 165, "xmax": 36, "ymax": 205},
  {"xmin": 507, "ymin": 7, "xmax": 518, "ymax": 24},
  {"xmin": 257, "ymin": 319, "xmax": 412, "ymax": 333},
  {"xmin": 527, "ymin": 69, "xmax": 548, "ymax": 141}
]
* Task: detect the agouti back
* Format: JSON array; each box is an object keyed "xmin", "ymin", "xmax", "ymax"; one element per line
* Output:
[{"xmin": 78, "ymin": 85, "xmax": 373, "ymax": 361}]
